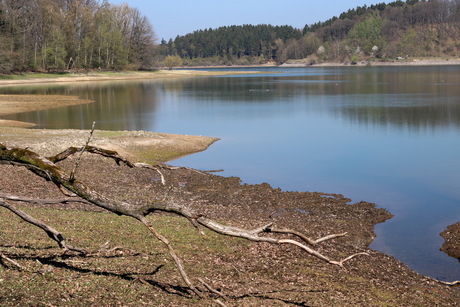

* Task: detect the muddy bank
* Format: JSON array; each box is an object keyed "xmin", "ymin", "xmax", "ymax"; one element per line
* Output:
[
  {"xmin": 441, "ymin": 222, "xmax": 460, "ymax": 261},
  {"xmin": 1, "ymin": 142, "xmax": 460, "ymax": 305}
]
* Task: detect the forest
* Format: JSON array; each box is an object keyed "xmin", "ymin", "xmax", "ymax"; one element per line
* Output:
[
  {"xmin": 158, "ymin": 25, "xmax": 302, "ymax": 66},
  {"xmin": 0, "ymin": 0, "xmax": 156, "ymax": 73},
  {"xmin": 1, "ymin": 0, "xmax": 460, "ymax": 73},
  {"xmin": 160, "ymin": 0, "xmax": 460, "ymax": 66}
]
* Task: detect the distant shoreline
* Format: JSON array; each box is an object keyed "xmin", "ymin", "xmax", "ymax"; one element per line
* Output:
[
  {"xmin": 1, "ymin": 58, "xmax": 459, "ymax": 87},
  {"xmin": 281, "ymin": 58, "xmax": 460, "ymax": 67},
  {"xmin": 0, "ymin": 69, "xmax": 261, "ymax": 87},
  {"xmin": 181, "ymin": 58, "xmax": 460, "ymax": 69}
]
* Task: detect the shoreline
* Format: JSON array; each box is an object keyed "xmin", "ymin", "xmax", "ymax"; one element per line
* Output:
[
  {"xmin": 168, "ymin": 57, "xmax": 460, "ymax": 69},
  {"xmin": 0, "ymin": 57, "xmax": 458, "ymax": 88},
  {"xmin": 0, "ymin": 69, "xmax": 261, "ymax": 87},
  {"xmin": 0, "ymin": 70, "xmax": 259, "ymax": 128},
  {"xmin": 0, "ymin": 127, "xmax": 219, "ymax": 165},
  {"xmin": 282, "ymin": 58, "xmax": 460, "ymax": 67}
]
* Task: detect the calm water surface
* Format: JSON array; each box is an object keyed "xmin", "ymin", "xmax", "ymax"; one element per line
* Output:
[{"xmin": 2, "ymin": 66, "xmax": 460, "ymax": 280}]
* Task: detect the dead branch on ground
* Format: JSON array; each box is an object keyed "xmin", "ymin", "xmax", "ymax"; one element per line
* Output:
[
  {"xmin": 0, "ymin": 198, "xmax": 86, "ymax": 253},
  {"xmin": 0, "ymin": 252, "xmax": 23, "ymax": 270},
  {"xmin": 0, "ymin": 142, "xmax": 368, "ymax": 298}
]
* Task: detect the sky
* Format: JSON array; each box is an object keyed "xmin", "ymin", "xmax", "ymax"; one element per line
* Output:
[{"xmin": 111, "ymin": 0, "xmax": 388, "ymax": 41}]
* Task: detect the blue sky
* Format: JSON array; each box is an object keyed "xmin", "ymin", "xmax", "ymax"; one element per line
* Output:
[{"xmin": 111, "ymin": 0, "xmax": 387, "ymax": 41}]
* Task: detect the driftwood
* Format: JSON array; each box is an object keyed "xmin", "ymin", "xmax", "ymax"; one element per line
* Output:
[{"xmin": 0, "ymin": 141, "xmax": 368, "ymax": 298}]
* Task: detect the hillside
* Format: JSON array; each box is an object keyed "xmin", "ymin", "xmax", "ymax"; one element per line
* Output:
[
  {"xmin": 159, "ymin": 0, "xmax": 460, "ymax": 66},
  {"xmin": 1, "ymin": 1, "xmax": 459, "ymax": 73}
]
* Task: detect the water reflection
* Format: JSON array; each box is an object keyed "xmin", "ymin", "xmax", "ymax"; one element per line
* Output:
[
  {"xmin": 3, "ymin": 67, "xmax": 460, "ymax": 131},
  {"xmin": 1, "ymin": 80, "xmax": 161, "ymax": 130},
  {"xmin": 172, "ymin": 67, "xmax": 460, "ymax": 131}
]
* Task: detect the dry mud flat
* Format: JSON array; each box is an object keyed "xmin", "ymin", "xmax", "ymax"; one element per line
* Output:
[{"xmin": 0, "ymin": 127, "xmax": 219, "ymax": 164}]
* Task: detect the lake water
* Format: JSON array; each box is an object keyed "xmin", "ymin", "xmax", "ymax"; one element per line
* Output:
[{"xmin": 2, "ymin": 66, "xmax": 460, "ymax": 281}]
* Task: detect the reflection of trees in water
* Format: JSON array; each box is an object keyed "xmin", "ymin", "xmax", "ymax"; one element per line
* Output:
[
  {"xmin": 176, "ymin": 68, "xmax": 460, "ymax": 130},
  {"xmin": 3, "ymin": 67, "xmax": 460, "ymax": 131},
  {"xmin": 339, "ymin": 103, "xmax": 460, "ymax": 130},
  {"xmin": 3, "ymin": 82, "xmax": 160, "ymax": 131}
]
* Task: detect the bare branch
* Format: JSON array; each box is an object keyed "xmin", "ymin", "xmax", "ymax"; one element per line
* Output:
[
  {"xmin": 264, "ymin": 225, "xmax": 348, "ymax": 246},
  {"xmin": 214, "ymin": 299, "xmax": 229, "ymax": 307},
  {"xmin": 139, "ymin": 216, "xmax": 204, "ymax": 298},
  {"xmin": 0, "ymin": 198, "xmax": 86, "ymax": 253},
  {"xmin": 334, "ymin": 252, "xmax": 370, "ymax": 267},
  {"xmin": 198, "ymin": 278, "xmax": 227, "ymax": 300},
  {"xmin": 134, "ymin": 163, "xmax": 166, "ymax": 185},
  {"xmin": 70, "ymin": 121, "xmax": 96, "ymax": 182},
  {"xmin": 0, "ymin": 193, "xmax": 91, "ymax": 205},
  {"xmin": 0, "ymin": 253, "xmax": 23, "ymax": 270},
  {"xmin": 50, "ymin": 145, "xmax": 135, "ymax": 167}
]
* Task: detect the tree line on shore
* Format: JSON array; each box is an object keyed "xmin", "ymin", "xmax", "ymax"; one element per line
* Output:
[
  {"xmin": 1, "ymin": 0, "xmax": 460, "ymax": 74},
  {"xmin": 0, "ymin": 0, "xmax": 156, "ymax": 74},
  {"xmin": 158, "ymin": 25, "xmax": 302, "ymax": 67},
  {"xmin": 160, "ymin": 0, "xmax": 460, "ymax": 66}
]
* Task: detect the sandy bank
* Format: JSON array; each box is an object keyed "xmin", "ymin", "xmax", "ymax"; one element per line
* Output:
[
  {"xmin": 0, "ymin": 127, "xmax": 219, "ymax": 164},
  {"xmin": 0, "ymin": 94, "xmax": 95, "ymax": 128},
  {"xmin": 0, "ymin": 94, "xmax": 94, "ymax": 117},
  {"xmin": 0, "ymin": 70, "xmax": 258, "ymax": 87},
  {"xmin": 282, "ymin": 58, "xmax": 460, "ymax": 67}
]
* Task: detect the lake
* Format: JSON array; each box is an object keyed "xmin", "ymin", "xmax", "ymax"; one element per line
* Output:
[{"xmin": 2, "ymin": 66, "xmax": 460, "ymax": 281}]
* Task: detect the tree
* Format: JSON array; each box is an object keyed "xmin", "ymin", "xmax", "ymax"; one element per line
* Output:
[
  {"xmin": 163, "ymin": 55, "xmax": 183, "ymax": 69},
  {"xmin": 0, "ymin": 5, "xmax": 14, "ymax": 73},
  {"xmin": 0, "ymin": 0, "xmax": 156, "ymax": 72},
  {"xmin": 347, "ymin": 13, "xmax": 385, "ymax": 56},
  {"xmin": 125, "ymin": 8, "xmax": 156, "ymax": 69},
  {"xmin": 0, "ymin": 138, "xmax": 367, "ymax": 301},
  {"xmin": 166, "ymin": 24, "xmax": 301, "ymax": 63}
]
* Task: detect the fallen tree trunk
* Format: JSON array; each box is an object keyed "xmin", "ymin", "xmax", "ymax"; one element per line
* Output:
[{"xmin": 0, "ymin": 142, "xmax": 367, "ymax": 298}]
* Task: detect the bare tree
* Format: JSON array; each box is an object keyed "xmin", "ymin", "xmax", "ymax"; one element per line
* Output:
[{"xmin": 0, "ymin": 140, "xmax": 367, "ymax": 299}]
